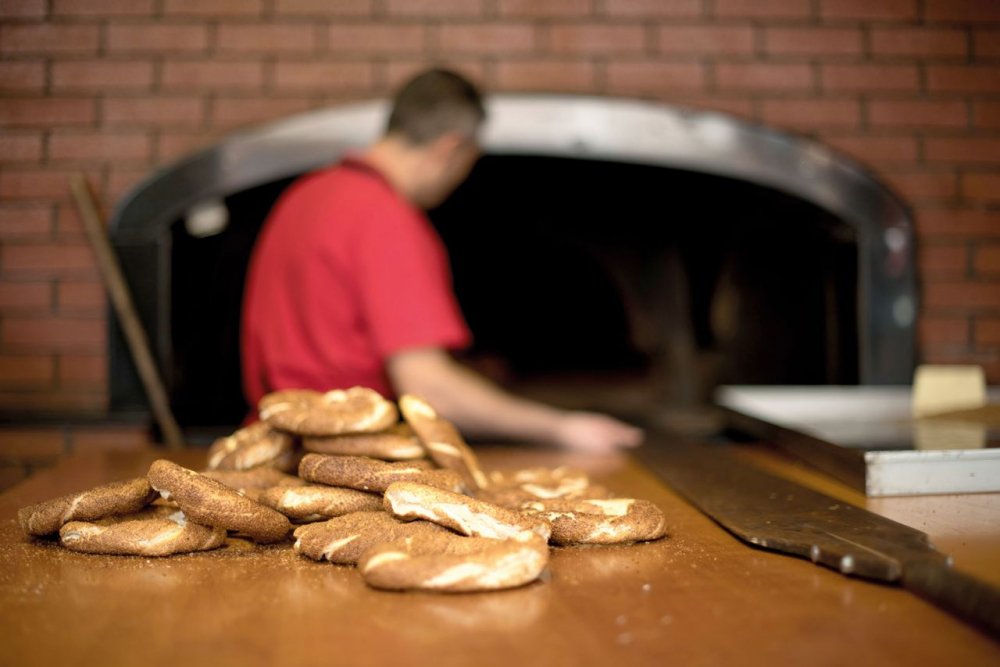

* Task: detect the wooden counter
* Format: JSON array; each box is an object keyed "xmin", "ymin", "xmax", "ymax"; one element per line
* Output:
[{"xmin": 1, "ymin": 443, "xmax": 998, "ymax": 667}]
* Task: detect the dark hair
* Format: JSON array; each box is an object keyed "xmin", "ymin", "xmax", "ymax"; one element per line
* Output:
[{"xmin": 386, "ymin": 69, "xmax": 486, "ymax": 145}]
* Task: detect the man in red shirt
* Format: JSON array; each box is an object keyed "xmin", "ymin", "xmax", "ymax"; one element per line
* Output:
[{"xmin": 242, "ymin": 70, "xmax": 642, "ymax": 453}]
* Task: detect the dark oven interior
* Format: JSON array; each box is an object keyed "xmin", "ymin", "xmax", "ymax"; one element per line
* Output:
[{"xmin": 163, "ymin": 154, "xmax": 859, "ymax": 431}]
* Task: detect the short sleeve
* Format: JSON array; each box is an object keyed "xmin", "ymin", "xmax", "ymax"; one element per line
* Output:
[{"xmin": 352, "ymin": 208, "xmax": 472, "ymax": 359}]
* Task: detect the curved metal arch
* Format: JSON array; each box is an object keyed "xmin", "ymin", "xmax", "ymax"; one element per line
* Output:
[{"xmin": 110, "ymin": 94, "xmax": 916, "ymax": 385}]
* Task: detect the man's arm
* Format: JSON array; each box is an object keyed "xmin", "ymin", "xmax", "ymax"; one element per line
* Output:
[{"xmin": 386, "ymin": 347, "xmax": 643, "ymax": 453}]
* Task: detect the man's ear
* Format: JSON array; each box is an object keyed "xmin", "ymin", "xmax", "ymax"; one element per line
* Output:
[{"xmin": 428, "ymin": 131, "xmax": 465, "ymax": 162}]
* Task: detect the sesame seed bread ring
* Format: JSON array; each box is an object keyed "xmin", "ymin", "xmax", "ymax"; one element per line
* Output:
[
  {"xmin": 259, "ymin": 387, "xmax": 398, "ymax": 437},
  {"xmin": 258, "ymin": 485, "xmax": 382, "ymax": 522},
  {"xmin": 200, "ymin": 468, "xmax": 307, "ymax": 493},
  {"xmin": 520, "ymin": 498, "xmax": 668, "ymax": 545},
  {"xmin": 18, "ymin": 477, "xmax": 158, "ymax": 537},
  {"xmin": 399, "ymin": 395, "xmax": 489, "ymax": 491},
  {"xmin": 298, "ymin": 453, "xmax": 467, "ymax": 495},
  {"xmin": 206, "ymin": 421, "xmax": 296, "ymax": 472},
  {"xmin": 384, "ymin": 481, "xmax": 552, "ymax": 542},
  {"xmin": 147, "ymin": 460, "xmax": 291, "ymax": 544},
  {"xmin": 293, "ymin": 511, "xmax": 450, "ymax": 564},
  {"xmin": 59, "ymin": 507, "xmax": 226, "ymax": 557},
  {"xmin": 359, "ymin": 532, "xmax": 549, "ymax": 593},
  {"xmin": 302, "ymin": 423, "xmax": 426, "ymax": 461},
  {"xmin": 487, "ymin": 467, "xmax": 607, "ymax": 500}
]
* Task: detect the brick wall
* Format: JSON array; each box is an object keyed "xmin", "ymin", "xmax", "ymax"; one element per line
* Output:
[{"xmin": 1, "ymin": 0, "xmax": 998, "ymax": 420}]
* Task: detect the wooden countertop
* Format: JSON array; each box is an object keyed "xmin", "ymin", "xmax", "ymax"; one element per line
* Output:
[{"xmin": 1, "ymin": 443, "xmax": 998, "ymax": 667}]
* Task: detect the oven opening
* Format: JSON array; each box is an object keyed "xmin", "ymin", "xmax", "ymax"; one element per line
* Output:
[{"xmin": 166, "ymin": 154, "xmax": 859, "ymax": 430}]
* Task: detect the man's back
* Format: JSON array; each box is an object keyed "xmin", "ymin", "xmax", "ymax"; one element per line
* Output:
[{"xmin": 240, "ymin": 158, "xmax": 470, "ymax": 409}]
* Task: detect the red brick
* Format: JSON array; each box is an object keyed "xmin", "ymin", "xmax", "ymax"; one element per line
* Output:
[
  {"xmin": 715, "ymin": 63, "xmax": 813, "ymax": 91},
  {"xmin": 0, "ymin": 24, "xmax": 99, "ymax": 55},
  {"xmin": 870, "ymin": 28, "xmax": 968, "ymax": 57},
  {"xmin": 0, "ymin": 62, "xmax": 46, "ymax": 92},
  {"xmin": 384, "ymin": 60, "xmax": 488, "ymax": 90},
  {"xmin": 656, "ymin": 26, "xmax": 755, "ymax": 55},
  {"xmin": 973, "ymin": 31, "xmax": 1000, "ymax": 57},
  {"xmin": 963, "ymin": 174, "xmax": 1000, "ymax": 203},
  {"xmin": 671, "ymin": 96, "xmax": 756, "ymax": 118},
  {"xmin": 59, "ymin": 354, "xmax": 106, "ymax": 386},
  {"xmin": 0, "ymin": 168, "xmax": 103, "ymax": 200},
  {"xmin": 917, "ymin": 209, "xmax": 1000, "ymax": 237},
  {"xmin": 387, "ymin": 0, "xmax": 483, "ymax": 15},
  {"xmin": 765, "ymin": 28, "xmax": 862, "ymax": 56},
  {"xmin": 439, "ymin": 24, "xmax": 536, "ymax": 54},
  {"xmin": 164, "ymin": 0, "xmax": 263, "ymax": 15},
  {"xmin": 549, "ymin": 24, "xmax": 645, "ymax": 55},
  {"xmin": 0, "ymin": 428, "xmax": 64, "ymax": 461},
  {"xmin": 0, "ymin": 0, "xmax": 46, "ymax": 17},
  {"xmin": 326, "ymin": 24, "xmax": 426, "ymax": 54},
  {"xmin": 156, "ymin": 132, "xmax": 218, "ymax": 162},
  {"xmin": 497, "ymin": 0, "xmax": 591, "ymax": 17},
  {"xmin": 272, "ymin": 61, "xmax": 372, "ymax": 91},
  {"xmin": 1, "ymin": 243, "xmax": 96, "ymax": 274},
  {"xmin": 714, "ymin": 0, "xmax": 811, "ymax": 19},
  {"xmin": 927, "ymin": 66, "xmax": 1000, "ymax": 94},
  {"xmin": 919, "ymin": 318, "xmax": 969, "ymax": 344},
  {"xmin": 606, "ymin": 62, "xmax": 705, "ymax": 94},
  {"xmin": 211, "ymin": 97, "xmax": 315, "ymax": 131},
  {"xmin": 48, "ymin": 132, "xmax": 151, "ymax": 162},
  {"xmin": 976, "ymin": 319, "xmax": 1000, "ymax": 344},
  {"xmin": 820, "ymin": 0, "xmax": 917, "ymax": 20},
  {"xmin": 103, "ymin": 97, "xmax": 206, "ymax": 127},
  {"xmin": 0, "ymin": 99, "xmax": 96, "ymax": 128},
  {"xmin": 822, "ymin": 65, "xmax": 919, "ymax": 92},
  {"xmin": 275, "ymin": 0, "xmax": 371, "ymax": 16},
  {"xmin": 868, "ymin": 101, "xmax": 967, "ymax": 129},
  {"xmin": 0, "ymin": 355, "xmax": 54, "ymax": 385},
  {"xmin": 602, "ymin": 0, "xmax": 701, "ymax": 16},
  {"xmin": 883, "ymin": 171, "xmax": 958, "ymax": 200},
  {"xmin": 0, "ymin": 205, "xmax": 51, "ymax": 237},
  {"xmin": 976, "ymin": 103, "xmax": 1000, "ymax": 129},
  {"xmin": 820, "ymin": 135, "xmax": 918, "ymax": 164},
  {"xmin": 974, "ymin": 246, "xmax": 1000, "ymax": 275},
  {"xmin": 0, "ymin": 133, "xmax": 44, "ymax": 162},
  {"xmin": 51, "ymin": 61, "xmax": 154, "ymax": 92},
  {"xmin": 106, "ymin": 24, "xmax": 209, "ymax": 53},
  {"xmin": 924, "ymin": 283, "xmax": 1000, "ymax": 309},
  {"xmin": 52, "ymin": 0, "xmax": 154, "ymax": 16},
  {"xmin": 218, "ymin": 24, "xmax": 318, "ymax": 53},
  {"xmin": 925, "ymin": 138, "xmax": 1000, "ymax": 165},
  {"xmin": 920, "ymin": 244, "xmax": 967, "ymax": 273},
  {"xmin": 71, "ymin": 426, "xmax": 152, "ymax": 452},
  {"xmin": 0, "ymin": 390, "xmax": 107, "ymax": 413},
  {"xmin": 494, "ymin": 61, "xmax": 597, "ymax": 92},
  {"xmin": 107, "ymin": 167, "xmax": 152, "ymax": 202},
  {"xmin": 925, "ymin": 0, "xmax": 1000, "ymax": 23},
  {"xmin": 2, "ymin": 317, "xmax": 105, "ymax": 349},
  {"xmin": 760, "ymin": 100, "xmax": 861, "ymax": 128},
  {"xmin": 162, "ymin": 61, "xmax": 264, "ymax": 92},
  {"xmin": 0, "ymin": 282, "xmax": 51, "ymax": 309},
  {"xmin": 57, "ymin": 281, "xmax": 105, "ymax": 311}
]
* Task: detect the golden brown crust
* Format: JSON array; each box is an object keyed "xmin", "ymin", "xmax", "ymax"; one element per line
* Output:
[
  {"xmin": 292, "ymin": 511, "xmax": 450, "ymax": 564},
  {"xmin": 359, "ymin": 532, "xmax": 549, "ymax": 593},
  {"xmin": 17, "ymin": 477, "xmax": 158, "ymax": 537},
  {"xmin": 147, "ymin": 459, "xmax": 291, "ymax": 544},
  {"xmin": 259, "ymin": 387, "xmax": 398, "ymax": 437},
  {"xmin": 298, "ymin": 453, "xmax": 466, "ymax": 494},
  {"xmin": 520, "ymin": 498, "xmax": 668, "ymax": 545},
  {"xmin": 302, "ymin": 423, "xmax": 425, "ymax": 461},
  {"xmin": 206, "ymin": 421, "xmax": 297, "ymax": 472},
  {"xmin": 59, "ymin": 507, "xmax": 226, "ymax": 557},
  {"xmin": 257, "ymin": 485, "xmax": 382, "ymax": 522},
  {"xmin": 200, "ymin": 467, "xmax": 307, "ymax": 492},
  {"xmin": 486, "ymin": 467, "xmax": 609, "ymax": 500},
  {"xmin": 399, "ymin": 394, "xmax": 488, "ymax": 491},
  {"xmin": 384, "ymin": 481, "xmax": 551, "ymax": 542}
]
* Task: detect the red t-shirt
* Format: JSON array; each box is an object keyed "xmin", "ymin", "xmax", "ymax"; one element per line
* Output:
[{"xmin": 240, "ymin": 157, "xmax": 471, "ymax": 408}]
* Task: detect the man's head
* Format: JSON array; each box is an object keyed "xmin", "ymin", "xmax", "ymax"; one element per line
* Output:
[{"xmin": 383, "ymin": 69, "xmax": 485, "ymax": 208}]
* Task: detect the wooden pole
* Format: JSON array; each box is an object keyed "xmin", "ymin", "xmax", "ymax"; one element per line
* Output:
[{"xmin": 68, "ymin": 174, "xmax": 185, "ymax": 449}]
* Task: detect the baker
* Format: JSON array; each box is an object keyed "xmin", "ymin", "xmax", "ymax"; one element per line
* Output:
[{"xmin": 241, "ymin": 69, "xmax": 642, "ymax": 453}]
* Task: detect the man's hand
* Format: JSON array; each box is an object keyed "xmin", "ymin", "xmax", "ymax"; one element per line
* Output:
[{"xmin": 553, "ymin": 412, "xmax": 644, "ymax": 453}]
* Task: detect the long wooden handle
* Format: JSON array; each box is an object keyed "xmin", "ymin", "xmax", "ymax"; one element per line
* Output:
[
  {"xmin": 68, "ymin": 174, "xmax": 185, "ymax": 449},
  {"xmin": 903, "ymin": 556, "xmax": 1000, "ymax": 641}
]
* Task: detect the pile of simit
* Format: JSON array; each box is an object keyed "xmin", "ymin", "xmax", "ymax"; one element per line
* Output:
[{"xmin": 18, "ymin": 388, "xmax": 667, "ymax": 593}]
